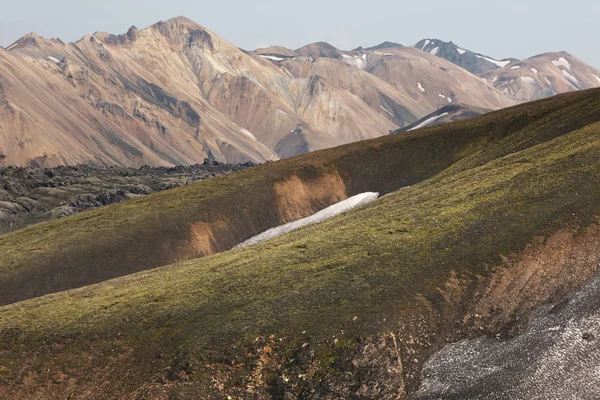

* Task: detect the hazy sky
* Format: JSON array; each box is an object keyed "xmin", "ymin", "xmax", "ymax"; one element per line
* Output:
[{"xmin": 1, "ymin": 0, "xmax": 599, "ymax": 67}]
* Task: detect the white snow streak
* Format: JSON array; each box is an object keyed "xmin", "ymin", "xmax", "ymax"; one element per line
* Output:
[
  {"xmin": 430, "ymin": 47, "xmax": 440, "ymax": 55},
  {"xmin": 239, "ymin": 128, "xmax": 257, "ymax": 141},
  {"xmin": 531, "ymin": 68, "xmax": 538, "ymax": 75},
  {"xmin": 417, "ymin": 82, "xmax": 425, "ymax": 93},
  {"xmin": 6, "ymin": 43, "xmax": 17, "ymax": 51},
  {"xmin": 380, "ymin": 105, "xmax": 394, "ymax": 116},
  {"xmin": 475, "ymin": 55, "xmax": 511, "ymax": 68},
  {"xmin": 510, "ymin": 66, "xmax": 521, "ymax": 70},
  {"xmin": 552, "ymin": 57, "xmax": 571, "ymax": 70},
  {"xmin": 259, "ymin": 55, "xmax": 285, "ymax": 62},
  {"xmin": 235, "ymin": 192, "xmax": 380, "ymax": 248},
  {"xmin": 409, "ymin": 112, "xmax": 449, "ymax": 131},
  {"xmin": 457, "ymin": 48, "xmax": 466, "ymax": 55},
  {"xmin": 562, "ymin": 70, "xmax": 579, "ymax": 84},
  {"xmin": 594, "ymin": 75, "xmax": 600, "ymax": 84},
  {"xmin": 47, "ymin": 56, "xmax": 60, "ymax": 64}
]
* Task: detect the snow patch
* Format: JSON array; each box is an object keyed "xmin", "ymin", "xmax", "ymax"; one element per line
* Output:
[
  {"xmin": 594, "ymin": 75, "xmax": 600, "ymax": 84},
  {"xmin": 476, "ymin": 55, "xmax": 511, "ymax": 68},
  {"xmin": 552, "ymin": 57, "xmax": 571, "ymax": 70},
  {"xmin": 438, "ymin": 94, "xmax": 452, "ymax": 103},
  {"xmin": 475, "ymin": 55, "xmax": 511, "ymax": 68},
  {"xmin": 510, "ymin": 66, "xmax": 520, "ymax": 70},
  {"xmin": 491, "ymin": 76, "xmax": 499, "ymax": 85},
  {"xmin": 409, "ymin": 112, "xmax": 449, "ymax": 131},
  {"xmin": 430, "ymin": 47, "xmax": 440, "ymax": 55},
  {"xmin": 342, "ymin": 54, "xmax": 367, "ymax": 69},
  {"xmin": 457, "ymin": 48, "xmax": 466, "ymax": 55},
  {"xmin": 422, "ymin": 39, "xmax": 431, "ymax": 49},
  {"xmin": 235, "ymin": 192, "xmax": 380, "ymax": 248},
  {"xmin": 562, "ymin": 70, "xmax": 579, "ymax": 85},
  {"xmin": 239, "ymin": 128, "xmax": 257, "ymax": 141},
  {"xmin": 259, "ymin": 55, "xmax": 285, "ymax": 62},
  {"xmin": 384, "ymin": 53, "xmax": 394, "ymax": 56},
  {"xmin": 531, "ymin": 68, "xmax": 538, "ymax": 75},
  {"xmin": 6, "ymin": 43, "xmax": 17, "ymax": 51},
  {"xmin": 47, "ymin": 56, "xmax": 60, "ymax": 64},
  {"xmin": 417, "ymin": 82, "xmax": 425, "ymax": 93},
  {"xmin": 380, "ymin": 105, "xmax": 394, "ymax": 116}
]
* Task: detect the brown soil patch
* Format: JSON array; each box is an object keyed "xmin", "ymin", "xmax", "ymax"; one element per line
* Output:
[{"xmin": 273, "ymin": 172, "xmax": 347, "ymax": 223}]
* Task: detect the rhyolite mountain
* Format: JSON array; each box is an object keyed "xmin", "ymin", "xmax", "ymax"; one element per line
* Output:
[
  {"xmin": 1, "ymin": 17, "xmax": 599, "ymax": 168},
  {"xmin": 0, "ymin": 17, "xmax": 516, "ymax": 168},
  {"xmin": 484, "ymin": 52, "xmax": 600, "ymax": 101},
  {"xmin": 2, "ymin": 88, "xmax": 600, "ymax": 398},
  {"xmin": 411, "ymin": 39, "xmax": 600, "ymax": 103}
]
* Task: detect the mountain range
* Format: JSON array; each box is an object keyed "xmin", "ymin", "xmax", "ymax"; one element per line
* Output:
[{"xmin": 1, "ymin": 17, "xmax": 599, "ymax": 168}]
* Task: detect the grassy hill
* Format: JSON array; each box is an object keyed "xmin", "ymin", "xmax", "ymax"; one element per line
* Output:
[{"xmin": 2, "ymin": 89, "xmax": 600, "ymax": 398}]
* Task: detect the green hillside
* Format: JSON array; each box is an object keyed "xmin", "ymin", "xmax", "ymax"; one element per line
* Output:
[
  {"xmin": 2, "ymin": 89, "xmax": 600, "ymax": 398},
  {"xmin": 2, "ymin": 89, "xmax": 600, "ymax": 306}
]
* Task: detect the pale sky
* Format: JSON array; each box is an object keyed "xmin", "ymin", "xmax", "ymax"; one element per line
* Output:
[{"xmin": 1, "ymin": 0, "xmax": 599, "ymax": 67}]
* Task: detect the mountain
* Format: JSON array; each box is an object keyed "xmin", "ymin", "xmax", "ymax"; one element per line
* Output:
[
  {"xmin": 483, "ymin": 51, "xmax": 600, "ymax": 101},
  {"xmin": 413, "ymin": 38, "xmax": 518, "ymax": 74},
  {"xmin": 0, "ymin": 18, "xmax": 400, "ymax": 167},
  {"xmin": 0, "ymin": 20, "xmax": 279, "ymax": 167},
  {"xmin": 394, "ymin": 103, "xmax": 492, "ymax": 133},
  {"xmin": 2, "ymin": 88, "xmax": 600, "ymax": 399},
  {"xmin": 0, "ymin": 19, "xmax": 522, "ymax": 168}
]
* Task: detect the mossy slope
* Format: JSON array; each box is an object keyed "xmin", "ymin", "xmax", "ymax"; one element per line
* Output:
[{"xmin": 3, "ymin": 89, "xmax": 600, "ymax": 306}]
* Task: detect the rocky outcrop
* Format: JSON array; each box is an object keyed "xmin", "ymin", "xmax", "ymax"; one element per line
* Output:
[{"xmin": 0, "ymin": 161, "xmax": 252, "ymax": 234}]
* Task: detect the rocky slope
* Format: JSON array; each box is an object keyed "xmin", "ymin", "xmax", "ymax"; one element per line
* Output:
[
  {"xmin": 0, "ymin": 160, "xmax": 252, "ymax": 234},
  {"xmin": 1, "ymin": 89, "xmax": 600, "ymax": 398},
  {"xmin": 414, "ymin": 270, "xmax": 600, "ymax": 399},
  {"xmin": 413, "ymin": 39, "xmax": 517, "ymax": 74}
]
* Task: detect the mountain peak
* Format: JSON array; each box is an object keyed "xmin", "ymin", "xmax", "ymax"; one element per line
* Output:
[
  {"xmin": 296, "ymin": 42, "xmax": 342, "ymax": 58},
  {"xmin": 364, "ymin": 41, "xmax": 403, "ymax": 51},
  {"xmin": 154, "ymin": 16, "xmax": 205, "ymax": 31},
  {"xmin": 4, "ymin": 32, "xmax": 58, "ymax": 51}
]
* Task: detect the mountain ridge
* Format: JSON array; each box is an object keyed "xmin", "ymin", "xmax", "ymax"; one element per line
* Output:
[{"xmin": 0, "ymin": 17, "xmax": 598, "ymax": 169}]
